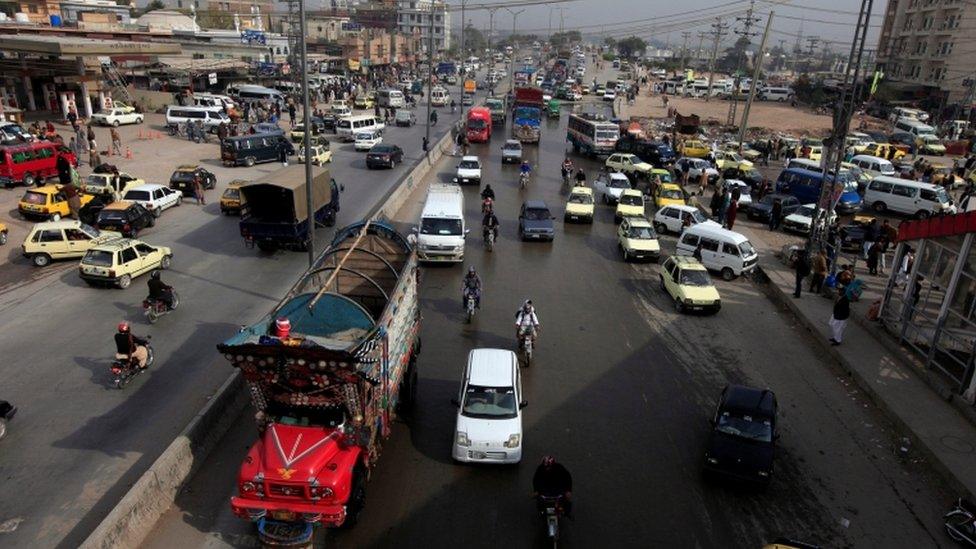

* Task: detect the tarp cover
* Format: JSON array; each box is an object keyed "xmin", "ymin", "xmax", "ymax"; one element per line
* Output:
[{"xmin": 239, "ymin": 165, "xmax": 332, "ymax": 223}]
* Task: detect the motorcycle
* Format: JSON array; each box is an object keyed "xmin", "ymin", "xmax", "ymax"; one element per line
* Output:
[
  {"xmin": 465, "ymin": 290, "xmax": 477, "ymax": 324},
  {"xmin": 520, "ymin": 171, "xmax": 530, "ymax": 190},
  {"xmin": 945, "ymin": 498, "xmax": 976, "ymax": 546},
  {"xmin": 484, "ymin": 228, "xmax": 495, "ymax": 252},
  {"xmin": 143, "ymin": 290, "xmax": 180, "ymax": 324},
  {"xmin": 519, "ymin": 325, "xmax": 534, "ymax": 366},
  {"xmin": 482, "ymin": 197, "xmax": 494, "ymax": 215},
  {"xmin": 0, "ymin": 401, "xmax": 17, "ymax": 441},
  {"xmin": 111, "ymin": 338, "xmax": 155, "ymax": 389},
  {"xmin": 538, "ymin": 495, "xmax": 564, "ymax": 547}
]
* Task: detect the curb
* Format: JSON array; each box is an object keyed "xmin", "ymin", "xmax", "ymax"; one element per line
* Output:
[{"xmin": 78, "ymin": 127, "xmax": 457, "ymax": 549}]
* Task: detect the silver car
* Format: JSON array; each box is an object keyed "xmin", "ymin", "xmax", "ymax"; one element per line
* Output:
[{"xmin": 501, "ymin": 139, "xmax": 523, "ymax": 164}]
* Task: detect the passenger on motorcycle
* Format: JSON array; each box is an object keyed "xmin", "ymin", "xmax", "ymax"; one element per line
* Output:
[
  {"xmin": 520, "ymin": 160, "xmax": 532, "ymax": 176},
  {"xmin": 114, "ymin": 321, "xmax": 149, "ymax": 369},
  {"xmin": 461, "ymin": 266, "xmax": 482, "ymax": 309},
  {"xmin": 533, "ymin": 455, "xmax": 573, "ymax": 517},
  {"xmin": 515, "ymin": 300, "xmax": 540, "ymax": 340},
  {"xmin": 483, "ymin": 211, "xmax": 500, "ymax": 241},
  {"xmin": 147, "ymin": 270, "xmax": 174, "ymax": 310}
]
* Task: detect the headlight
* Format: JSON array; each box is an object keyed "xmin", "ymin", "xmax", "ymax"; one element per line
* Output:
[
  {"xmin": 684, "ymin": 298, "xmax": 694, "ymax": 305},
  {"xmin": 241, "ymin": 481, "xmax": 257, "ymax": 493},
  {"xmin": 707, "ymin": 457, "xmax": 719, "ymax": 465},
  {"xmin": 456, "ymin": 431, "xmax": 471, "ymax": 447},
  {"xmin": 309, "ymin": 485, "xmax": 334, "ymax": 498},
  {"xmin": 757, "ymin": 470, "xmax": 770, "ymax": 477},
  {"xmin": 504, "ymin": 434, "xmax": 521, "ymax": 448}
]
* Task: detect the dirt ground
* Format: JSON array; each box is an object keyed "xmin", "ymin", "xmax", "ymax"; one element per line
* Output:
[{"xmin": 619, "ymin": 92, "xmax": 834, "ymax": 137}]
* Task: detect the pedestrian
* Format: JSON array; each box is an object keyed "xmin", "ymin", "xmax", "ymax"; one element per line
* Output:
[
  {"xmin": 881, "ymin": 220, "xmax": 897, "ymax": 273},
  {"xmin": 810, "ymin": 248, "xmax": 828, "ymax": 294},
  {"xmin": 110, "ymin": 127, "xmax": 122, "ymax": 157},
  {"xmin": 217, "ymin": 122, "xmax": 228, "ymax": 144},
  {"xmin": 430, "ymin": 111, "xmax": 438, "ymax": 125},
  {"xmin": 193, "ymin": 174, "xmax": 206, "ymax": 205},
  {"xmin": 710, "ymin": 186, "xmax": 724, "ymax": 218},
  {"xmin": 718, "ymin": 188, "xmax": 731, "ymax": 222},
  {"xmin": 725, "ymin": 198, "xmax": 739, "ymax": 230},
  {"xmin": 769, "ymin": 198, "xmax": 782, "ymax": 230},
  {"xmin": 461, "ymin": 134, "xmax": 469, "ymax": 156},
  {"xmin": 422, "ymin": 136, "xmax": 429, "ymax": 155},
  {"xmin": 279, "ymin": 143, "xmax": 289, "ymax": 166},
  {"xmin": 867, "ymin": 239, "xmax": 881, "ymax": 275},
  {"xmin": 794, "ymin": 249, "xmax": 811, "ymax": 298},
  {"xmin": 862, "ymin": 218, "xmax": 878, "ymax": 259},
  {"xmin": 62, "ymin": 179, "xmax": 81, "ymax": 219},
  {"xmin": 69, "ymin": 136, "xmax": 78, "ymax": 161},
  {"xmin": 897, "ymin": 246, "xmax": 915, "ymax": 286},
  {"xmin": 288, "ymin": 104, "xmax": 296, "ymax": 126},
  {"xmin": 828, "ymin": 281, "xmax": 862, "ymax": 346},
  {"xmin": 698, "ymin": 169, "xmax": 708, "ymax": 195},
  {"xmin": 89, "ymin": 146, "xmax": 101, "ymax": 169},
  {"xmin": 56, "ymin": 152, "xmax": 72, "ymax": 186},
  {"xmin": 67, "ymin": 108, "xmax": 77, "ymax": 127}
]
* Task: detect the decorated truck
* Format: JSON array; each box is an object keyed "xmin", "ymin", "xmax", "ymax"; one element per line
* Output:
[
  {"xmin": 218, "ymin": 220, "xmax": 421, "ymax": 545},
  {"xmin": 512, "ymin": 87, "xmax": 544, "ymax": 144}
]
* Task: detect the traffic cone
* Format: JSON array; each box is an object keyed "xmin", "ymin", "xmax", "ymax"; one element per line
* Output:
[
  {"xmin": 138, "ymin": 130, "xmax": 144, "ymax": 140},
  {"xmin": 125, "ymin": 147, "xmax": 132, "ymax": 159}
]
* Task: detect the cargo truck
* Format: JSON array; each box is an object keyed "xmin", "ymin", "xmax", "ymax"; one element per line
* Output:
[
  {"xmin": 219, "ymin": 220, "xmax": 421, "ymax": 545},
  {"xmin": 512, "ymin": 87, "xmax": 543, "ymax": 144}
]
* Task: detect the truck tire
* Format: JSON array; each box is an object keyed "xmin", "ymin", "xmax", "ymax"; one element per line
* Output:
[
  {"xmin": 342, "ymin": 466, "xmax": 368, "ymax": 529},
  {"xmin": 397, "ymin": 358, "xmax": 419, "ymax": 414}
]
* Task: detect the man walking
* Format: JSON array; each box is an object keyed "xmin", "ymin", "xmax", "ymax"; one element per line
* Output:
[
  {"xmin": 769, "ymin": 198, "xmax": 783, "ymax": 230},
  {"xmin": 794, "ymin": 249, "xmax": 811, "ymax": 298},
  {"xmin": 110, "ymin": 127, "xmax": 122, "ymax": 157},
  {"xmin": 810, "ymin": 248, "xmax": 828, "ymax": 294}
]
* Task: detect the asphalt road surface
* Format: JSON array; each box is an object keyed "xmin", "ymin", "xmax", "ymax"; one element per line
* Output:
[
  {"xmin": 144, "ymin": 87, "xmax": 956, "ymax": 548},
  {"xmin": 0, "ymin": 75, "xmax": 493, "ymax": 548}
]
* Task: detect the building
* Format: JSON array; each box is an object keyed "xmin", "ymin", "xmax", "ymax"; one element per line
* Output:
[
  {"xmin": 60, "ymin": 0, "xmax": 131, "ymax": 25},
  {"xmin": 305, "ymin": 14, "xmax": 352, "ymax": 43},
  {"xmin": 339, "ymin": 27, "xmax": 418, "ymax": 66},
  {"xmin": 3, "ymin": 0, "xmax": 63, "ymax": 24},
  {"xmin": 875, "ymin": 0, "xmax": 976, "ymax": 105},
  {"xmin": 396, "ymin": 0, "xmax": 448, "ymax": 52}
]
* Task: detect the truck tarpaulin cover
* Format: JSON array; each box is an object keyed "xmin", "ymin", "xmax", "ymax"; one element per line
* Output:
[
  {"xmin": 674, "ymin": 112, "xmax": 701, "ymax": 135},
  {"xmin": 239, "ymin": 164, "xmax": 332, "ymax": 223}
]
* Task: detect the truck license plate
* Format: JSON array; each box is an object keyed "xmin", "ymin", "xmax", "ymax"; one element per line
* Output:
[{"xmin": 271, "ymin": 510, "xmax": 296, "ymax": 521}]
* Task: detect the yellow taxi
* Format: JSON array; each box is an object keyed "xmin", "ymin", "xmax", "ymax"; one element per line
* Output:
[
  {"xmin": 617, "ymin": 217, "xmax": 660, "ymax": 262},
  {"xmin": 713, "ymin": 150, "xmax": 754, "ymax": 171},
  {"xmin": 651, "ymin": 168, "xmax": 673, "ymax": 183},
  {"xmin": 220, "ymin": 180, "xmax": 247, "ymax": 216},
  {"xmin": 614, "ymin": 189, "xmax": 645, "ymax": 223},
  {"xmin": 679, "ymin": 139, "xmax": 710, "ymax": 158},
  {"xmin": 0, "ymin": 221, "xmax": 7, "ymax": 245},
  {"xmin": 79, "ymin": 237, "xmax": 172, "ymax": 289},
  {"xmin": 652, "ymin": 183, "xmax": 687, "ymax": 209},
  {"xmin": 660, "ymin": 255, "xmax": 721, "ymax": 314},
  {"xmin": 564, "ymin": 186, "xmax": 594, "ymax": 223},
  {"xmin": 354, "ymin": 92, "xmax": 376, "ymax": 110},
  {"xmin": 298, "ymin": 143, "xmax": 333, "ymax": 166},
  {"xmin": 19, "ymin": 185, "xmax": 95, "ymax": 221},
  {"xmin": 862, "ymin": 142, "xmax": 907, "ymax": 161}
]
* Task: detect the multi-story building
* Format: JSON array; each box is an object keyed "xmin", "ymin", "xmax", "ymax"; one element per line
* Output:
[
  {"xmin": 875, "ymin": 0, "xmax": 976, "ymax": 104},
  {"xmin": 396, "ymin": 0, "xmax": 449, "ymax": 52},
  {"xmin": 4, "ymin": 0, "xmax": 63, "ymax": 24}
]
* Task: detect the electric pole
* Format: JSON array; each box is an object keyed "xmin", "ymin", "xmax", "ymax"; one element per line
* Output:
[
  {"xmin": 705, "ymin": 18, "xmax": 728, "ymax": 103},
  {"xmin": 297, "ymin": 0, "xmax": 314, "ymax": 266},
  {"xmin": 697, "ymin": 31, "xmax": 708, "ymax": 69},
  {"xmin": 680, "ymin": 31, "xmax": 691, "ymax": 69},
  {"xmin": 727, "ymin": 0, "xmax": 760, "ymax": 127},
  {"xmin": 736, "ymin": 11, "xmax": 773, "ymax": 152},
  {"xmin": 424, "ymin": 1, "xmax": 435, "ymax": 151},
  {"xmin": 459, "ymin": 0, "xmax": 467, "ymax": 125},
  {"xmin": 505, "ymin": 8, "xmax": 525, "ymax": 96}
]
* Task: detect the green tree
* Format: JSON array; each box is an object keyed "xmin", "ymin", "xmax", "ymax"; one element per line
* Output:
[
  {"xmin": 603, "ymin": 37, "xmax": 617, "ymax": 51},
  {"xmin": 144, "ymin": 0, "xmax": 165, "ymax": 11},
  {"xmin": 616, "ymin": 36, "xmax": 647, "ymax": 59},
  {"xmin": 460, "ymin": 24, "xmax": 486, "ymax": 54},
  {"xmin": 717, "ymin": 36, "xmax": 750, "ymax": 74}
]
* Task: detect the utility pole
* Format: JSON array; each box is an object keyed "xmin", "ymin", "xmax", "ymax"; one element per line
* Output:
[
  {"xmin": 727, "ymin": 0, "xmax": 759, "ymax": 127},
  {"xmin": 297, "ymin": 0, "xmax": 314, "ymax": 266},
  {"xmin": 459, "ymin": 0, "xmax": 467, "ymax": 126},
  {"xmin": 705, "ymin": 18, "xmax": 728, "ymax": 103},
  {"xmin": 487, "ymin": 7, "xmax": 497, "ymax": 59},
  {"xmin": 697, "ymin": 31, "xmax": 708, "ymax": 68},
  {"xmin": 736, "ymin": 11, "xmax": 773, "ymax": 153},
  {"xmin": 505, "ymin": 8, "xmax": 525, "ymax": 96},
  {"xmin": 680, "ymin": 31, "xmax": 691, "ymax": 69},
  {"xmin": 424, "ymin": 1, "xmax": 434, "ymax": 151}
]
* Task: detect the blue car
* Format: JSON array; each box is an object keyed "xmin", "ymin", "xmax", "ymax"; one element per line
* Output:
[{"xmin": 775, "ymin": 168, "xmax": 862, "ymax": 214}]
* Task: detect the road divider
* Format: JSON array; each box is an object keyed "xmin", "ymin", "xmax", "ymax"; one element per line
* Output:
[{"xmin": 79, "ymin": 127, "xmax": 457, "ymax": 549}]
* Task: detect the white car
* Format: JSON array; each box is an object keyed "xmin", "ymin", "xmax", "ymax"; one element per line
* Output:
[
  {"xmin": 723, "ymin": 179, "xmax": 753, "ymax": 210},
  {"xmin": 354, "ymin": 130, "xmax": 382, "ymax": 151},
  {"xmin": 782, "ymin": 203, "xmax": 837, "ymax": 235},
  {"xmin": 122, "ymin": 184, "xmax": 182, "ymax": 217},
  {"xmin": 455, "ymin": 155, "xmax": 482, "ymax": 185},
  {"xmin": 676, "ymin": 157, "xmax": 720, "ymax": 184},
  {"xmin": 452, "ymin": 349, "xmax": 524, "ymax": 464},
  {"xmin": 593, "ymin": 172, "xmax": 633, "ymax": 205},
  {"xmin": 652, "ymin": 204, "xmax": 721, "ymax": 235},
  {"xmin": 603, "ymin": 90, "xmax": 617, "ymax": 102},
  {"xmin": 91, "ymin": 108, "xmax": 144, "ymax": 127}
]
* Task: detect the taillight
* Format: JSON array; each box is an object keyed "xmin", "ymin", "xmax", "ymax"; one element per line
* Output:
[{"xmin": 111, "ymin": 367, "xmax": 122, "ymax": 374}]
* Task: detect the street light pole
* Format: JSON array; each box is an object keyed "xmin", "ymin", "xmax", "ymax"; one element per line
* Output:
[
  {"xmin": 505, "ymin": 8, "xmax": 524, "ymax": 96},
  {"xmin": 459, "ymin": 0, "xmax": 467, "ymax": 126},
  {"xmin": 424, "ymin": 1, "xmax": 435, "ymax": 153},
  {"xmin": 298, "ymin": 0, "xmax": 314, "ymax": 267}
]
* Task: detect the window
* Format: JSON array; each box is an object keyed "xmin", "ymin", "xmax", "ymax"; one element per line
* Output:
[
  {"xmin": 36, "ymin": 230, "xmax": 63, "ymax": 243},
  {"xmin": 891, "ymin": 184, "xmax": 916, "ymax": 198},
  {"xmin": 65, "ymin": 229, "xmax": 90, "ymax": 241},
  {"xmin": 723, "ymin": 243, "xmax": 740, "ymax": 256},
  {"xmin": 869, "ymin": 180, "xmax": 893, "ymax": 192},
  {"xmin": 700, "ymin": 238, "xmax": 720, "ymax": 252},
  {"xmin": 680, "ymin": 233, "xmax": 699, "ymax": 246},
  {"xmin": 120, "ymin": 247, "xmax": 138, "ymax": 263}
]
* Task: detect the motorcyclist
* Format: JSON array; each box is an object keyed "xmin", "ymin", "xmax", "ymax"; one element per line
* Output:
[
  {"xmin": 450, "ymin": 99, "xmax": 457, "ymax": 113},
  {"xmin": 533, "ymin": 455, "xmax": 573, "ymax": 517},
  {"xmin": 515, "ymin": 300, "xmax": 540, "ymax": 341},
  {"xmin": 482, "ymin": 210, "xmax": 499, "ymax": 242},
  {"xmin": 114, "ymin": 321, "xmax": 149, "ymax": 369},
  {"xmin": 461, "ymin": 266, "xmax": 482, "ymax": 309},
  {"xmin": 574, "ymin": 168, "xmax": 587, "ymax": 186},
  {"xmin": 147, "ymin": 270, "xmax": 174, "ymax": 310},
  {"xmin": 520, "ymin": 160, "xmax": 532, "ymax": 177},
  {"xmin": 561, "ymin": 158, "xmax": 574, "ymax": 182},
  {"xmin": 430, "ymin": 111, "xmax": 438, "ymax": 125},
  {"xmin": 480, "ymin": 184, "xmax": 496, "ymax": 201}
]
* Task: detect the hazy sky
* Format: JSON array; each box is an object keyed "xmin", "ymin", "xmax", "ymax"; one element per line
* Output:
[{"xmin": 452, "ymin": 0, "xmax": 887, "ymax": 53}]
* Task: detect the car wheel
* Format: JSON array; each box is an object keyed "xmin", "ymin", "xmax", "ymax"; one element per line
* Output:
[
  {"xmin": 655, "ymin": 222, "xmax": 668, "ymax": 234},
  {"xmin": 136, "ymin": 117, "xmax": 143, "ymax": 124},
  {"xmin": 23, "ymin": 173, "xmax": 35, "ymax": 187},
  {"xmin": 176, "ymin": 196, "xmax": 183, "ymax": 206},
  {"xmin": 160, "ymin": 255, "xmax": 172, "ymax": 269},
  {"xmin": 112, "ymin": 120, "xmax": 120, "ymax": 127},
  {"xmin": 622, "ymin": 249, "xmax": 629, "ymax": 261},
  {"xmin": 117, "ymin": 274, "xmax": 131, "ymax": 289},
  {"xmin": 147, "ymin": 215, "xmax": 156, "ymax": 228},
  {"xmin": 32, "ymin": 253, "xmax": 51, "ymax": 267},
  {"xmin": 721, "ymin": 267, "xmax": 735, "ymax": 281},
  {"xmin": 659, "ymin": 275, "xmax": 666, "ymax": 291},
  {"xmin": 152, "ymin": 207, "xmax": 161, "ymax": 218},
  {"xmin": 0, "ymin": 231, "xmax": 6, "ymax": 245},
  {"xmin": 245, "ymin": 156, "xmax": 256, "ymax": 167},
  {"xmin": 872, "ymin": 201, "xmax": 887, "ymax": 213},
  {"xmin": 674, "ymin": 298, "xmax": 685, "ymax": 313},
  {"xmin": 390, "ymin": 160, "xmax": 396, "ymax": 169}
]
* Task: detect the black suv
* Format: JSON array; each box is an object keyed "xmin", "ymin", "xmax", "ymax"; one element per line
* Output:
[
  {"xmin": 703, "ymin": 384, "xmax": 778, "ymax": 486},
  {"xmin": 95, "ymin": 201, "xmax": 155, "ymax": 238},
  {"xmin": 615, "ymin": 136, "xmax": 676, "ymax": 168}
]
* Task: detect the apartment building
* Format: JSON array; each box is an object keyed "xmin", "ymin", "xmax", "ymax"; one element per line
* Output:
[
  {"xmin": 876, "ymin": 0, "xmax": 976, "ymax": 104},
  {"xmin": 396, "ymin": 0, "xmax": 449, "ymax": 52}
]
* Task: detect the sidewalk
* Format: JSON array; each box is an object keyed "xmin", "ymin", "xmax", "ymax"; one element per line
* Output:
[{"xmin": 692, "ymin": 190, "xmax": 976, "ymax": 501}]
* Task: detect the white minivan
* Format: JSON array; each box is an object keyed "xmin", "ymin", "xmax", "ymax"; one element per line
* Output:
[
  {"xmin": 452, "ymin": 348, "xmax": 524, "ymax": 464},
  {"xmin": 849, "ymin": 154, "xmax": 896, "ymax": 178},
  {"xmin": 759, "ymin": 87, "xmax": 793, "ymax": 102},
  {"xmin": 165, "ymin": 106, "xmax": 229, "ymax": 133},
  {"xmin": 863, "ymin": 176, "xmax": 955, "ymax": 218},
  {"xmin": 894, "ymin": 117, "xmax": 936, "ymax": 137},
  {"xmin": 377, "ymin": 88, "xmax": 405, "ymax": 108},
  {"xmin": 335, "ymin": 115, "xmax": 384, "ymax": 142},
  {"xmin": 414, "ymin": 183, "xmax": 466, "ymax": 262},
  {"xmin": 675, "ymin": 224, "xmax": 759, "ymax": 280},
  {"xmin": 430, "ymin": 87, "xmax": 450, "ymax": 107}
]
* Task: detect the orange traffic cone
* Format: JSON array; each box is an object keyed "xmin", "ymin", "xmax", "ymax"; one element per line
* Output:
[
  {"xmin": 138, "ymin": 130, "xmax": 144, "ymax": 140},
  {"xmin": 125, "ymin": 147, "xmax": 132, "ymax": 159}
]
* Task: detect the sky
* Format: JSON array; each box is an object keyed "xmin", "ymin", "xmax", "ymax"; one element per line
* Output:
[{"xmin": 451, "ymin": 0, "xmax": 887, "ymax": 54}]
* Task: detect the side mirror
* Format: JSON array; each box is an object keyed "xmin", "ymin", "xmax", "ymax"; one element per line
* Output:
[
  {"xmin": 464, "ymin": 229, "xmax": 471, "ymax": 235},
  {"xmin": 519, "ymin": 400, "xmax": 528, "ymax": 409},
  {"xmin": 451, "ymin": 398, "xmax": 460, "ymax": 407}
]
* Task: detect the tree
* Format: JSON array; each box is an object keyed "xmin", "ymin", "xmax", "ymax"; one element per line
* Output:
[
  {"xmin": 144, "ymin": 0, "xmax": 165, "ymax": 12},
  {"xmin": 603, "ymin": 37, "xmax": 617, "ymax": 51},
  {"xmin": 550, "ymin": 30, "xmax": 581, "ymax": 48},
  {"xmin": 616, "ymin": 36, "xmax": 647, "ymax": 59},
  {"xmin": 460, "ymin": 25, "xmax": 486, "ymax": 54},
  {"xmin": 717, "ymin": 36, "xmax": 750, "ymax": 75}
]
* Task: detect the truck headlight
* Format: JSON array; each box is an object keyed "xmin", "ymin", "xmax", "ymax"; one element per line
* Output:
[
  {"xmin": 757, "ymin": 470, "xmax": 770, "ymax": 477},
  {"xmin": 706, "ymin": 457, "xmax": 719, "ymax": 465},
  {"xmin": 504, "ymin": 434, "xmax": 521, "ymax": 448},
  {"xmin": 241, "ymin": 481, "xmax": 257, "ymax": 493},
  {"xmin": 456, "ymin": 431, "xmax": 471, "ymax": 447}
]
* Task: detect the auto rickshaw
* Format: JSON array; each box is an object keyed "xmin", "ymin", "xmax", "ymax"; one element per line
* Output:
[{"xmin": 546, "ymin": 98, "xmax": 561, "ymax": 118}]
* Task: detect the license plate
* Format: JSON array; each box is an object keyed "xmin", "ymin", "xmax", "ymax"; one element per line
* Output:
[
  {"xmin": 569, "ymin": 215, "xmax": 579, "ymax": 220},
  {"xmin": 271, "ymin": 510, "xmax": 296, "ymax": 521}
]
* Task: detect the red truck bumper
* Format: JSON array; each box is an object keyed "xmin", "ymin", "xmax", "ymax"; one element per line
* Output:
[{"xmin": 231, "ymin": 497, "xmax": 346, "ymax": 527}]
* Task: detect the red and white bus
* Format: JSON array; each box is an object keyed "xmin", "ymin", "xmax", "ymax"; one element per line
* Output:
[{"xmin": 0, "ymin": 141, "xmax": 78, "ymax": 188}]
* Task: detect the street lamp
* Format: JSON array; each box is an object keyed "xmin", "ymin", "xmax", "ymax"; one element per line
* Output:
[{"xmin": 504, "ymin": 8, "xmax": 524, "ymax": 96}]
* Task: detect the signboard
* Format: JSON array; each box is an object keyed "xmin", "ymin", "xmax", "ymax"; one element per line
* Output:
[
  {"xmin": 208, "ymin": 72, "xmax": 218, "ymax": 85},
  {"xmin": 341, "ymin": 21, "xmax": 362, "ymax": 31},
  {"xmin": 240, "ymin": 30, "xmax": 267, "ymax": 45}
]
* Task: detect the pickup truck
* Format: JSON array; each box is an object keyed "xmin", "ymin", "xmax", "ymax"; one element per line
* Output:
[
  {"xmin": 219, "ymin": 220, "xmax": 421, "ymax": 545},
  {"xmin": 239, "ymin": 165, "xmax": 341, "ymax": 252}
]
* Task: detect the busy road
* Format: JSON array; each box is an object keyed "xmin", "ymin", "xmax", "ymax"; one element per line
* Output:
[
  {"xmin": 0, "ymin": 76, "xmax": 496, "ymax": 547},
  {"xmin": 144, "ymin": 72, "xmax": 955, "ymax": 548}
]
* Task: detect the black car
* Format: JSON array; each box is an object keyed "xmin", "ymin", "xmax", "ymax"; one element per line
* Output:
[
  {"xmin": 722, "ymin": 167, "xmax": 763, "ymax": 189},
  {"xmin": 748, "ymin": 193, "xmax": 801, "ymax": 222},
  {"xmin": 366, "ymin": 144, "xmax": 404, "ymax": 169},
  {"xmin": 615, "ymin": 136, "xmax": 676, "ymax": 167},
  {"xmin": 95, "ymin": 201, "xmax": 155, "ymax": 238},
  {"xmin": 703, "ymin": 384, "xmax": 778, "ymax": 486},
  {"xmin": 889, "ymin": 131, "xmax": 916, "ymax": 148},
  {"xmin": 78, "ymin": 194, "xmax": 113, "ymax": 226},
  {"xmin": 518, "ymin": 200, "xmax": 555, "ymax": 241},
  {"xmin": 169, "ymin": 165, "xmax": 216, "ymax": 196}
]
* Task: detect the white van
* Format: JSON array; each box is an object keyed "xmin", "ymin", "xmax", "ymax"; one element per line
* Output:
[
  {"xmin": 894, "ymin": 117, "xmax": 936, "ymax": 137},
  {"xmin": 377, "ymin": 88, "xmax": 405, "ymax": 108},
  {"xmin": 193, "ymin": 93, "xmax": 236, "ymax": 112},
  {"xmin": 675, "ymin": 224, "xmax": 759, "ymax": 280},
  {"xmin": 414, "ymin": 183, "xmax": 466, "ymax": 262},
  {"xmin": 759, "ymin": 87, "xmax": 793, "ymax": 102},
  {"xmin": 165, "ymin": 106, "xmax": 229, "ymax": 132},
  {"xmin": 430, "ymin": 87, "xmax": 450, "ymax": 107},
  {"xmin": 891, "ymin": 107, "xmax": 929, "ymax": 123},
  {"xmin": 228, "ymin": 84, "xmax": 285, "ymax": 105},
  {"xmin": 849, "ymin": 154, "xmax": 896, "ymax": 178},
  {"xmin": 863, "ymin": 176, "xmax": 955, "ymax": 218},
  {"xmin": 335, "ymin": 115, "xmax": 385, "ymax": 142}
]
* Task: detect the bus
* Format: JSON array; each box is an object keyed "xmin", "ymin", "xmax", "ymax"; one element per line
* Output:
[
  {"xmin": 0, "ymin": 141, "xmax": 78, "ymax": 188},
  {"xmin": 566, "ymin": 113, "xmax": 619, "ymax": 156}
]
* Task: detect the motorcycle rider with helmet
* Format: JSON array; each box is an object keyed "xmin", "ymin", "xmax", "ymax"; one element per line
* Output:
[
  {"xmin": 461, "ymin": 266, "xmax": 483, "ymax": 309},
  {"xmin": 520, "ymin": 160, "xmax": 532, "ymax": 177},
  {"xmin": 481, "ymin": 184, "xmax": 495, "ymax": 214},
  {"xmin": 515, "ymin": 300, "xmax": 540, "ymax": 341},
  {"xmin": 574, "ymin": 168, "xmax": 587, "ymax": 187},
  {"xmin": 533, "ymin": 455, "xmax": 573, "ymax": 518},
  {"xmin": 114, "ymin": 321, "xmax": 149, "ymax": 369},
  {"xmin": 482, "ymin": 209, "xmax": 500, "ymax": 243},
  {"xmin": 147, "ymin": 270, "xmax": 174, "ymax": 310}
]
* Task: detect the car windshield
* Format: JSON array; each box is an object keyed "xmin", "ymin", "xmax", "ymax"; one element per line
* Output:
[
  {"xmin": 80, "ymin": 224, "xmax": 101, "ymax": 237},
  {"xmin": 569, "ymin": 192, "xmax": 593, "ymax": 204},
  {"xmin": 523, "ymin": 208, "xmax": 551, "ymax": 221},
  {"xmin": 372, "ymin": 146, "xmax": 394, "ymax": 153},
  {"xmin": 86, "ymin": 175, "xmax": 106, "ymax": 185},
  {"xmin": 608, "ymin": 177, "xmax": 630, "ymax": 189},
  {"xmin": 83, "ymin": 249, "xmax": 114, "ymax": 266},
  {"xmin": 462, "ymin": 385, "xmax": 517, "ymax": 419},
  {"xmin": 420, "ymin": 218, "xmax": 462, "ymax": 235},
  {"xmin": 356, "ymin": 132, "xmax": 375, "ymax": 140},
  {"xmin": 171, "ymin": 171, "xmax": 196, "ymax": 182},
  {"xmin": 222, "ymin": 188, "xmax": 240, "ymax": 199},
  {"xmin": 597, "ymin": 130, "xmax": 618, "ymax": 140},
  {"xmin": 716, "ymin": 411, "xmax": 773, "ymax": 442},
  {"xmin": 98, "ymin": 209, "xmax": 128, "ymax": 221},
  {"xmin": 656, "ymin": 172, "xmax": 673, "ymax": 183},
  {"xmin": 689, "ymin": 210, "xmax": 707, "ymax": 224},
  {"xmin": 660, "ymin": 188, "xmax": 683, "ymax": 200},
  {"xmin": 627, "ymin": 225, "xmax": 656, "ymax": 239},
  {"xmin": 396, "ymin": 111, "xmax": 412, "ymax": 120},
  {"xmin": 739, "ymin": 240, "xmax": 756, "ymax": 256},
  {"xmin": 468, "ymin": 119, "xmax": 487, "ymax": 129},
  {"xmin": 125, "ymin": 190, "xmax": 150, "ymax": 201},
  {"xmin": 795, "ymin": 206, "xmax": 815, "ymax": 218},
  {"xmin": 619, "ymin": 194, "xmax": 642, "ymax": 206},
  {"xmin": 504, "ymin": 143, "xmax": 521, "ymax": 151},
  {"xmin": 459, "ymin": 160, "xmax": 480, "ymax": 169},
  {"xmin": 679, "ymin": 269, "xmax": 711, "ymax": 286},
  {"xmin": 933, "ymin": 187, "xmax": 950, "ymax": 203},
  {"xmin": 22, "ymin": 191, "xmax": 46, "ymax": 205}
]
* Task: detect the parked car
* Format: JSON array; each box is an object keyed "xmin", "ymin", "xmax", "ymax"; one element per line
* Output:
[
  {"xmin": 451, "ymin": 348, "xmax": 525, "ymax": 464},
  {"xmin": 90, "ymin": 108, "xmax": 143, "ymax": 127},
  {"xmin": 18, "ymin": 185, "xmax": 95, "ymax": 221},
  {"xmin": 79, "ymin": 238, "xmax": 172, "ymax": 289},
  {"xmin": 22, "ymin": 220, "xmax": 121, "ymax": 267},
  {"xmin": 617, "ymin": 217, "xmax": 660, "ymax": 262},
  {"xmin": 168, "ymin": 165, "xmax": 216, "ymax": 197},
  {"xmin": 122, "ymin": 184, "xmax": 182, "ymax": 217},
  {"xmin": 747, "ymin": 193, "xmax": 801, "ymax": 223},
  {"xmin": 593, "ymin": 172, "xmax": 633, "ymax": 205},
  {"xmin": 94, "ymin": 201, "xmax": 155, "ymax": 238},
  {"xmin": 659, "ymin": 255, "xmax": 721, "ymax": 313},
  {"xmin": 518, "ymin": 200, "xmax": 555, "ymax": 241},
  {"xmin": 782, "ymin": 203, "xmax": 836, "ymax": 235},
  {"xmin": 703, "ymin": 384, "xmax": 778, "ymax": 486},
  {"xmin": 366, "ymin": 144, "xmax": 404, "ymax": 169},
  {"xmin": 501, "ymin": 139, "xmax": 523, "ymax": 164},
  {"xmin": 354, "ymin": 129, "xmax": 382, "ymax": 152}
]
